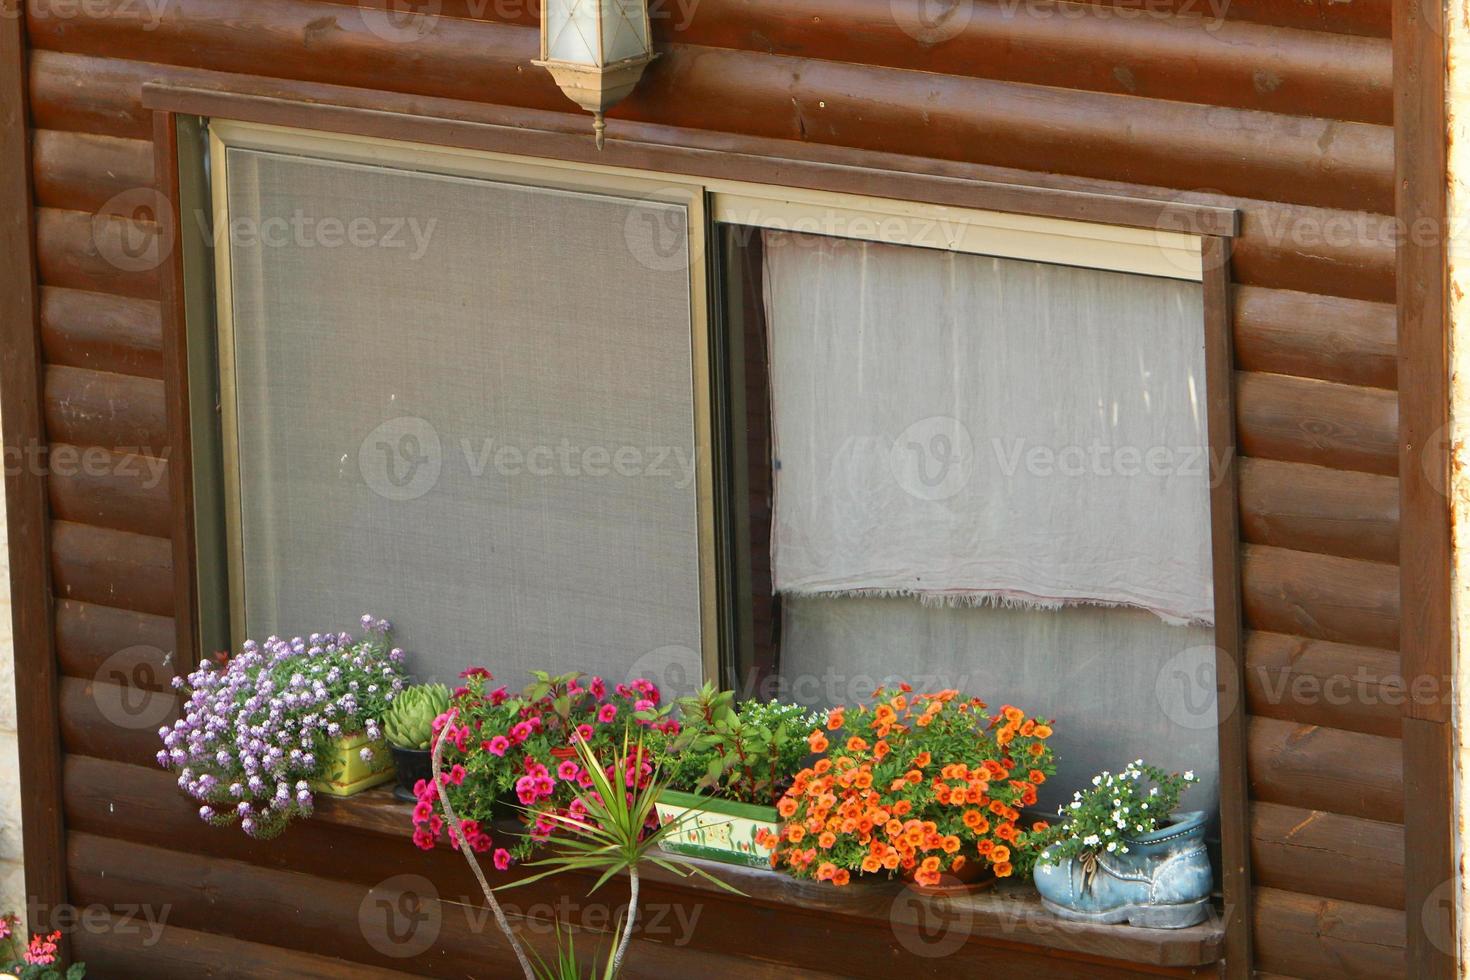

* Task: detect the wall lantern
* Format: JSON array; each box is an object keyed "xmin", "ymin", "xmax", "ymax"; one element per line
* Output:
[{"xmin": 535, "ymin": 0, "xmax": 656, "ymax": 150}]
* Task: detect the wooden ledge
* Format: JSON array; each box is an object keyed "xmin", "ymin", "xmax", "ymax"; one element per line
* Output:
[{"xmin": 317, "ymin": 788, "xmax": 1225, "ymax": 970}]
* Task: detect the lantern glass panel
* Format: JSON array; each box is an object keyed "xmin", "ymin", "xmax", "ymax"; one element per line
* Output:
[
  {"xmin": 545, "ymin": 0, "xmax": 600, "ymax": 65},
  {"xmin": 602, "ymin": 0, "xmax": 650, "ymax": 63}
]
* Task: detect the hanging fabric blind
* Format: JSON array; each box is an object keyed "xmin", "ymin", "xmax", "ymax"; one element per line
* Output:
[
  {"xmin": 764, "ymin": 232, "xmax": 1214, "ymax": 626},
  {"xmin": 223, "ymin": 147, "xmax": 704, "ymax": 689}
]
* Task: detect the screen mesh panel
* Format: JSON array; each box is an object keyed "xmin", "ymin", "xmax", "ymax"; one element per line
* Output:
[{"xmin": 224, "ymin": 147, "xmax": 703, "ymax": 690}]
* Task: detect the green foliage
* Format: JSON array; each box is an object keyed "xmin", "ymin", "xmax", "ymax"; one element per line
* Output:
[
  {"xmin": 499, "ymin": 731, "xmax": 742, "ymax": 978},
  {"xmin": 1027, "ymin": 760, "xmax": 1198, "ymax": 866},
  {"xmin": 652, "ymin": 682, "xmax": 820, "ymax": 805},
  {"xmin": 383, "ymin": 683, "xmax": 450, "ymax": 750},
  {"xmin": 527, "ymin": 925, "xmax": 606, "ymax": 980}
]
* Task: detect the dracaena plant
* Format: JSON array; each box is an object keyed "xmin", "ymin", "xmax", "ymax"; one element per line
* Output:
[
  {"xmin": 653, "ymin": 683, "xmax": 820, "ymax": 805},
  {"xmin": 430, "ymin": 717, "xmax": 741, "ymax": 979}
]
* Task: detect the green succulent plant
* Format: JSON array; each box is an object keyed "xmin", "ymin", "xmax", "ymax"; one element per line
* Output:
[{"xmin": 383, "ymin": 683, "xmax": 450, "ymax": 750}]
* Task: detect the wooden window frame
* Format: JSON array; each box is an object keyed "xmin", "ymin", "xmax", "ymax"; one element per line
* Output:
[{"xmin": 141, "ymin": 81, "xmax": 1245, "ymax": 974}]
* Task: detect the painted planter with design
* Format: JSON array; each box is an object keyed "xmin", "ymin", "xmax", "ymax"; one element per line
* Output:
[
  {"xmin": 654, "ymin": 789, "xmax": 780, "ymax": 869},
  {"xmin": 309, "ymin": 732, "xmax": 395, "ymax": 797}
]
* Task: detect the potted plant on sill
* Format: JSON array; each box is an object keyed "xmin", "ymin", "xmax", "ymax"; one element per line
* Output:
[
  {"xmin": 647, "ymin": 682, "xmax": 820, "ymax": 869},
  {"xmin": 1029, "ymin": 761, "xmax": 1210, "ymax": 929},
  {"xmin": 384, "ymin": 683, "xmax": 450, "ymax": 801},
  {"xmin": 426, "ymin": 716, "xmax": 741, "ymax": 978},
  {"xmin": 760, "ymin": 687, "xmax": 1057, "ymax": 892},
  {"xmin": 158, "ymin": 614, "xmax": 407, "ymax": 838},
  {"xmin": 408, "ymin": 668, "xmax": 678, "ymax": 864}
]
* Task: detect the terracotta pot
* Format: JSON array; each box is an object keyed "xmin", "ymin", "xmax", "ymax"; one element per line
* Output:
[{"xmin": 901, "ymin": 859, "xmax": 998, "ymax": 896}]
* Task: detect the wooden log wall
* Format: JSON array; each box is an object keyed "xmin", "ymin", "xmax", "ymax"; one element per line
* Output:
[{"xmin": 8, "ymin": 0, "xmax": 1428, "ymax": 976}]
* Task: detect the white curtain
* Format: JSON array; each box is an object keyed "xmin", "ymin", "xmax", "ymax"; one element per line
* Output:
[{"xmin": 764, "ymin": 232, "xmax": 1213, "ymax": 626}]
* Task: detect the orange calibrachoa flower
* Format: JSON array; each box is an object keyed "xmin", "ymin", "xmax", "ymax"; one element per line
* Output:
[{"xmin": 765, "ymin": 687, "xmax": 1057, "ymax": 887}]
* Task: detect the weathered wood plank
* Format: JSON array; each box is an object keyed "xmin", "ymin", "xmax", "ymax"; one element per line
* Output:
[
  {"xmin": 1236, "ymin": 373, "xmax": 1398, "ymax": 477},
  {"xmin": 1247, "ymin": 717, "xmax": 1403, "ymax": 823},
  {"xmin": 1251, "ymin": 886, "xmax": 1405, "ymax": 979},
  {"xmin": 41, "ymin": 286, "xmax": 163, "ymax": 379},
  {"xmin": 1242, "ymin": 545, "xmax": 1399, "ymax": 650},
  {"xmin": 1233, "ymin": 287, "xmax": 1396, "ymax": 390},
  {"xmin": 1245, "ymin": 631, "xmax": 1405, "ymax": 739},
  {"xmin": 1251, "ymin": 802, "xmax": 1405, "ymax": 909},
  {"xmin": 43, "ymin": 364, "xmax": 167, "ymax": 456},
  {"xmin": 51, "ymin": 519, "xmax": 173, "ymax": 618},
  {"xmin": 1238, "ymin": 458, "xmax": 1398, "ymax": 564}
]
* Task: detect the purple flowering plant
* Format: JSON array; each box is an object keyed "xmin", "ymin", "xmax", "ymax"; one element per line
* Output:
[
  {"xmin": 158, "ymin": 614, "xmax": 408, "ymax": 839},
  {"xmin": 411, "ymin": 669, "xmax": 677, "ymax": 866}
]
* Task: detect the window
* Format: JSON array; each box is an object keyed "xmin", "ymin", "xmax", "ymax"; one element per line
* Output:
[{"xmin": 191, "ymin": 121, "xmax": 1217, "ymax": 815}]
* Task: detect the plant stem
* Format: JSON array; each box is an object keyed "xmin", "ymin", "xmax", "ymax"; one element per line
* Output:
[
  {"xmin": 610, "ymin": 868, "xmax": 640, "ymax": 976},
  {"xmin": 431, "ymin": 712, "xmax": 537, "ymax": 980}
]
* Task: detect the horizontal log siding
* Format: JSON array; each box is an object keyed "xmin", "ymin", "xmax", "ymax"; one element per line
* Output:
[{"xmin": 16, "ymin": 0, "xmax": 1406, "ymax": 976}]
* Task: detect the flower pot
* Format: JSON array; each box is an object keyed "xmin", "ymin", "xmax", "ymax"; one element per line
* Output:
[
  {"xmin": 654, "ymin": 789, "xmax": 780, "ymax": 869},
  {"xmin": 390, "ymin": 745, "xmax": 433, "ymax": 802},
  {"xmin": 1033, "ymin": 810, "xmax": 1212, "ymax": 929},
  {"xmin": 308, "ymin": 732, "xmax": 395, "ymax": 798},
  {"xmin": 901, "ymin": 859, "xmax": 998, "ymax": 896}
]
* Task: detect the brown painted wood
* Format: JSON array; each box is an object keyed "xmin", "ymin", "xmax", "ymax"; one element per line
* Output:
[
  {"xmin": 41, "ymin": 286, "xmax": 164, "ymax": 379},
  {"xmin": 322, "ymin": 0, "xmax": 1396, "ymax": 40},
  {"xmin": 153, "ymin": 110, "xmax": 200, "ymax": 689},
  {"xmin": 1244, "ymin": 631, "xmax": 1405, "ymax": 739},
  {"xmin": 1200, "ymin": 236, "xmax": 1249, "ymax": 979},
  {"xmin": 1236, "ymin": 373, "xmax": 1398, "ymax": 477},
  {"xmin": 1246, "ymin": 717, "xmax": 1403, "ymax": 823},
  {"xmin": 72, "ymin": 916, "xmax": 424, "ymax": 980},
  {"xmin": 1238, "ymin": 458, "xmax": 1398, "ymax": 564},
  {"xmin": 55, "ymin": 599, "xmax": 175, "ymax": 687},
  {"xmin": 26, "ymin": 0, "xmax": 1390, "ymax": 213},
  {"xmin": 467, "ymin": 0, "xmax": 1399, "ymax": 124},
  {"xmin": 27, "ymin": 50, "xmax": 156, "ymax": 138},
  {"xmin": 1250, "ymin": 802, "xmax": 1405, "ymax": 909},
  {"xmin": 67, "ymin": 829, "xmax": 1209, "ymax": 979},
  {"xmin": 62, "ymin": 759, "xmax": 1221, "ymax": 975},
  {"xmin": 58, "ymin": 680, "xmax": 176, "ymax": 768},
  {"xmin": 47, "ymin": 444, "xmax": 171, "ymax": 537},
  {"xmin": 30, "ymin": 53, "xmax": 1406, "ymax": 302},
  {"xmin": 32, "ymin": 129, "xmax": 152, "ymax": 212},
  {"xmin": 1393, "ymin": 0, "xmax": 1456, "ymax": 976},
  {"xmin": 0, "ymin": 0, "xmax": 70, "ymax": 940},
  {"xmin": 43, "ymin": 364, "xmax": 168, "ymax": 456},
  {"xmin": 36, "ymin": 206, "xmax": 161, "ymax": 298},
  {"xmin": 1233, "ymin": 287, "xmax": 1396, "ymax": 390},
  {"xmin": 51, "ymin": 519, "xmax": 174, "ymax": 618},
  {"xmin": 1251, "ymin": 886, "xmax": 1405, "ymax": 980},
  {"xmin": 1242, "ymin": 545, "xmax": 1399, "ymax": 651}
]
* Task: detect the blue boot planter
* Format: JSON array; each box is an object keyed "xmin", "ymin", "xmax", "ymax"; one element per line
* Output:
[{"xmin": 1033, "ymin": 810, "xmax": 1212, "ymax": 929}]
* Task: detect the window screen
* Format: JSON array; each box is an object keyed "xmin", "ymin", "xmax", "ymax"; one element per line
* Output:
[{"xmin": 221, "ymin": 146, "xmax": 705, "ymax": 690}]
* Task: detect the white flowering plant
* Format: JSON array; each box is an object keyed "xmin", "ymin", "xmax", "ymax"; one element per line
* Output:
[
  {"xmin": 158, "ymin": 614, "xmax": 408, "ymax": 839},
  {"xmin": 1028, "ymin": 761, "xmax": 1197, "ymax": 866}
]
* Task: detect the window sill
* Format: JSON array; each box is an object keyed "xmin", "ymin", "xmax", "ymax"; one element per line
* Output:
[{"xmin": 317, "ymin": 788, "xmax": 1224, "ymax": 970}]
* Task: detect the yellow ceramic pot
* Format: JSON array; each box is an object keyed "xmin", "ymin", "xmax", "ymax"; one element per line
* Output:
[{"xmin": 308, "ymin": 731, "xmax": 395, "ymax": 797}]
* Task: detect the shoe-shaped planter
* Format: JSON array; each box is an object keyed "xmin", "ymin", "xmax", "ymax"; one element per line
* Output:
[{"xmin": 1033, "ymin": 810, "xmax": 1211, "ymax": 929}]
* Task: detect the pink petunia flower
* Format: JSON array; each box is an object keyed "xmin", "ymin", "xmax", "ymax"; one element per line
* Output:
[
  {"xmin": 493, "ymin": 848, "xmax": 512, "ymax": 871},
  {"xmin": 487, "ymin": 735, "xmax": 510, "ymax": 756},
  {"xmin": 598, "ymin": 703, "xmax": 617, "ymax": 724}
]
